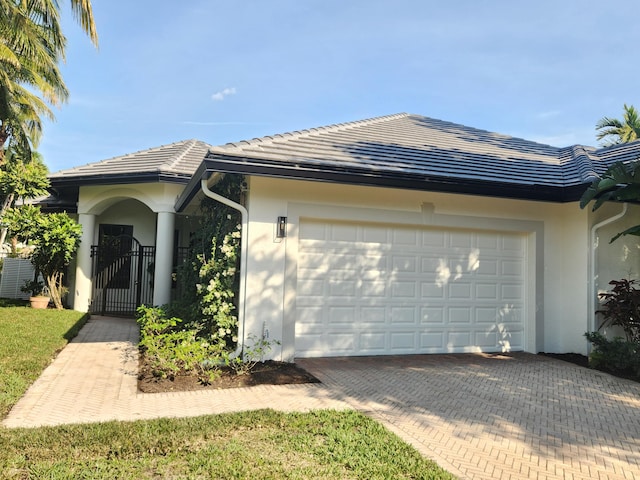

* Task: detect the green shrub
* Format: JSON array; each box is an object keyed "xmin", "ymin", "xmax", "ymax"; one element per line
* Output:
[
  {"xmin": 585, "ymin": 331, "xmax": 640, "ymax": 379},
  {"xmin": 223, "ymin": 334, "xmax": 281, "ymax": 376},
  {"xmin": 137, "ymin": 305, "xmax": 281, "ymax": 382},
  {"xmin": 597, "ymin": 278, "xmax": 640, "ymax": 342},
  {"xmin": 136, "ymin": 305, "xmax": 223, "ymax": 384}
]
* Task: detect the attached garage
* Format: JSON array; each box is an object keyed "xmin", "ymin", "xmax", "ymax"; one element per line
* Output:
[
  {"xmin": 295, "ymin": 219, "xmax": 527, "ymax": 357},
  {"xmin": 170, "ymin": 112, "xmax": 640, "ymax": 361}
]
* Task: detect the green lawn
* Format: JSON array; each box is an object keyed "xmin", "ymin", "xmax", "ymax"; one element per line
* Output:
[
  {"xmin": 0, "ymin": 303, "xmax": 88, "ymax": 418},
  {"xmin": 0, "ymin": 410, "xmax": 454, "ymax": 479},
  {"xmin": 0, "ymin": 306, "xmax": 454, "ymax": 479}
]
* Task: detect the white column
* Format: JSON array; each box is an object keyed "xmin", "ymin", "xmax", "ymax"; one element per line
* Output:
[
  {"xmin": 74, "ymin": 213, "xmax": 96, "ymax": 312},
  {"xmin": 153, "ymin": 211, "xmax": 175, "ymax": 306}
]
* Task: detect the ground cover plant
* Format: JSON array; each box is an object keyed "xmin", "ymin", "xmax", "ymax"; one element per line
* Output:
[
  {"xmin": 0, "ymin": 305, "xmax": 88, "ymax": 418},
  {"xmin": 0, "ymin": 409, "xmax": 454, "ymax": 479}
]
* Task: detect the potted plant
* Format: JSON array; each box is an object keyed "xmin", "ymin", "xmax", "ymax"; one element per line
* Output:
[{"xmin": 21, "ymin": 279, "xmax": 50, "ymax": 309}]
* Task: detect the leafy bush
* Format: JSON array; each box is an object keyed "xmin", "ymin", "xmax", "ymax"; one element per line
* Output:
[
  {"xmin": 172, "ymin": 174, "xmax": 243, "ymax": 347},
  {"xmin": 137, "ymin": 306, "xmax": 223, "ymax": 384},
  {"xmin": 596, "ymin": 278, "xmax": 640, "ymax": 342},
  {"xmin": 585, "ymin": 332, "xmax": 640, "ymax": 379},
  {"xmin": 223, "ymin": 334, "xmax": 281, "ymax": 376},
  {"xmin": 137, "ymin": 305, "xmax": 281, "ymax": 381}
]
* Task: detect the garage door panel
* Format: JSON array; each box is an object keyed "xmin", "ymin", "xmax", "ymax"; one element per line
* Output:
[
  {"xmin": 296, "ymin": 221, "xmax": 527, "ymax": 357},
  {"xmin": 502, "ymin": 284, "xmax": 524, "ymax": 300},
  {"xmin": 360, "ymin": 332, "xmax": 386, "ymax": 351},
  {"xmin": 476, "ymin": 307, "xmax": 499, "ymax": 324},
  {"xmin": 390, "ymin": 307, "xmax": 417, "ymax": 324},
  {"xmin": 449, "ymin": 282, "xmax": 472, "ymax": 299},
  {"xmin": 421, "ymin": 307, "xmax": 445, "ymax": 324},
  {"xmin": 449, "ymin": 232, "xmax": 474, "ymax": 248},
  {"xmin": 392, "ymin": 255, "xmax": 419, "ymax": 273},
  {"xmin": 422, "ymin": 230, "xmax": 447, "ymax": 247},
  {"xmin": 447, "ymin": 331, "xmax": 473, "ymax": 348},
  {"xmin": 420, "ymin": 331, "xmax": 446, "ymax": 349},
  {"xmin": 476, "ymin": 259, "xmax": 499, "ymax": 275},
  {"xmin": 421, "ymin": 282, "xmax": 445, "ymax": 299},
  {"xmin": 501, "ymin": 260, "xmax": 523, "ymax": 276},
  {"xmin": 449, "ymin": 307, "xmax": 472, "ymax": 324},
  {"xmin": 390, "ymin": 332, "xmax": 417, "ymax": 350},
  {"xmin": 391, "ymin": 281, "xmax": 417, "ymax": 298},
  {"xmin": 361, "ymin": 306, "xmax": 386, "ymax": 323}
]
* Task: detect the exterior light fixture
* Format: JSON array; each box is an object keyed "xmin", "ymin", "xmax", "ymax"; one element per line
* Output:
[{"xmin": 277, "ymin": 216, "xmax": 287, "ymax": 238}]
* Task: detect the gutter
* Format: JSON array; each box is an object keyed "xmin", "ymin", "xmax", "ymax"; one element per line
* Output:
[
  {"xmin": 199, "ymin": 177, "xmax": 249, "ymax": 359},
  {"xmin": 589, "ymin": 203, "xmax": 628, "ymax": 335}
]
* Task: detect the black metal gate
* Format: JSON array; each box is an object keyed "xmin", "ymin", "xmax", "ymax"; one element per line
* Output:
[{"xmin": 90, "ymin": 235, "xmax": 155, "ymax": 316}]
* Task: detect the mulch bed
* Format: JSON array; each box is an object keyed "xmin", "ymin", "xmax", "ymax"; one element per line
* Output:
[
  {"xmin": 138, "ymin": 359, "xmax": 320, "ymax": 393},
  {"xmin": 538, "ymin": 352, "xmax": 589, "ymax": 368}
]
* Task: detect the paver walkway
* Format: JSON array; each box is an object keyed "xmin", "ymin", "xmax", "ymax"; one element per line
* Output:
[
  {"xmin": 4, "ymin": 316, "xmax": 640, "ymax": 480},
  {"xmin": 2, "ymin": 316, "xmax": 350, "ymax": 427}
]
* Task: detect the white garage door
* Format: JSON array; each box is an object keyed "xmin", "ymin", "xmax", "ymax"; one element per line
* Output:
[{"xmin": 295, "ymin": 220, "xmax": 527, "ymax": 357}]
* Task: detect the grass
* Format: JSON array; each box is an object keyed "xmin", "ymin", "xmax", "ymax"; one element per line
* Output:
[
  {"xmin": 0, "ymin": 409, "xmax": 454, "ymax": 479},
  {"xmin": 0, "ymin": 304, "xmax": 88, "ymax": 418},
  {"xmin": 0, "ymin": 306, "xmax": 453, "ymax": 479}
]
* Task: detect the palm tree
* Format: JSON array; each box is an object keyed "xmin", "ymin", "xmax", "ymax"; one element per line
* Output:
[
  {"xmin": 596, "ymin": 104, "xmax": 640, "ymax": 146},
  {"xmin": 0, "ymin": 0, "xmax": 98, "ymax": 158}
]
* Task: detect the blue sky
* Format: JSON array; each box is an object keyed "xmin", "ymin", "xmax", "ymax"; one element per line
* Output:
[{"xmin": 40, "ymin": 1, "xmax": 639, "ymax": 173}]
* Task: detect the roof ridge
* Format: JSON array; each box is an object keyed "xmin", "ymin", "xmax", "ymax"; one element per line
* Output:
[
  {"xmin": 164, "ymin": 139, "xmax": 212, "ymax": 170},
  {"xmin": 567, "ymin": 144, "xmax": 600, "ymax": 183},
  {"xmin": 213, "ymin": 113, "xmax": 410, "ymax": 152}
]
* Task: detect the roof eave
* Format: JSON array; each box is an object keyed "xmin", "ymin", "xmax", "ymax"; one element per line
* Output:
[
  {"xmin": 49, "ymin": 171, "xmax": 192, "ymax": 188},
  {"xmin": 174, "ymin": 161, "xmax": 212, "ymax": 212},
  {"xmin": 175, "ymin": 155, "xmax": 590, "ymax": 208}
]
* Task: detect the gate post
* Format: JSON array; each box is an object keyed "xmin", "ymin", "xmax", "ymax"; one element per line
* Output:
[{"xmin": 152, "ymin": 211, "xmax": 175, "ymax": 306}]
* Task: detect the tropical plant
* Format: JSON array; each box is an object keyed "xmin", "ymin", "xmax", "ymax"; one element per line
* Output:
[
  {"xmin": 0, "ymin": 145, "xmax": 49, "ymax": 245},
  {"xmin": 595, "ymin": 279, "xmax": 640, "ymax": 343},
  {"xmin": 174, "ymin": 174, "xmax": 244, "ymax": 345},
  {"xmin": 580, "ymin": 160, "xmax": 640, "ymax": 242},
  {"xmin": 0, "ymin": 0, "xmax": 98, "ymax": 158},
  {"xmin": 3, "ymin": 205, "xmax": 82, "ymax": 309},
  {"xmin": 596, "ymin": 104, "xmax": 640, "ymax": 146}
]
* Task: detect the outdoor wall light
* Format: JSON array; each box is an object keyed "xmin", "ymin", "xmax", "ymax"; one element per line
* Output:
[{"xmin": 277, "ymin": 216, "xmax": 287, "ymax": 238}]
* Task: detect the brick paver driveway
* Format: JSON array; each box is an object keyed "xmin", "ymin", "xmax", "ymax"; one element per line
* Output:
[{"xmin": 298, "ymin": 353, "xmax": 640, "ymax": 480}]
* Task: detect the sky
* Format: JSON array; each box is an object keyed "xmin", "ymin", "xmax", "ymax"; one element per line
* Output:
[{"xmin": 39, "ymin": 0, "xmax": 639, "ymax": 173}]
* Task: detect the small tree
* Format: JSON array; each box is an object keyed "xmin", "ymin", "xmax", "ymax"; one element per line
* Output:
[
  {"xmin": 0, "ymin": 146, "xmax": 50, "ymax": 245},
  {"xmin": 3, "ymin": 205, "xmax": 82, "ymax": 309}
]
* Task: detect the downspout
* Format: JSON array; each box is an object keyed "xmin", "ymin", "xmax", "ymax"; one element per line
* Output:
[
  {"xmin": 589, "ymin": 203, "xmax": 628, "ymax": 335},
  {"xmin": 200, "ymin": 177, "xmax": 248, "ymax": 358}
]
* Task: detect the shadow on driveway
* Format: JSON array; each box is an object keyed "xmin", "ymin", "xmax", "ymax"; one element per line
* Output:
[{"xmin": 299, "ymin": 353, "xmax": 640, "ymax": 480}]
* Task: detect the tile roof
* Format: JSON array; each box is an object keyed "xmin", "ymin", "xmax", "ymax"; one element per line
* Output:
[
  {"xmin": 190, "ymin": 113, "xmax": 640, "ymax": 202},
  {"xmin": 49, "ymin": 139, "xmax": 213, "ymax": 186},
  {"xmin": 48, "ymin": 113, "xmax": 640, "ymax": 204}
]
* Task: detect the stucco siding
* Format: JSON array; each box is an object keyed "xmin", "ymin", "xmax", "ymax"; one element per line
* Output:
[{"xmin": 244, "ymin": 176, "xmax": 593, "ymax": 360}]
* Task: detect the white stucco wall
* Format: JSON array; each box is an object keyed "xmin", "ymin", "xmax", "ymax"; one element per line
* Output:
[
  {"xmin": 96, "ymin": 199, "xmax": 156, "ymax": 245},
  {"xmin": 589, "ymin": 203, "xmax": 640, "ymax": 337},
  {"xmin": 242, "ymin": 176, "xmax": 592, "ymax": 361},
  {"xmin": 72, "ymin": 183, "xmax": 186, "ymax": 311}
]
